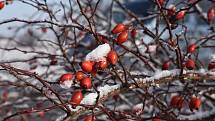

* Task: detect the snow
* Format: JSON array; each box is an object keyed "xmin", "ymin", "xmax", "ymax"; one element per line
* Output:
[
  {"xmin": 132, "ymin": 103, "xmax": 143, "ymax": 115},
  {"xmin": 85, "ymin": 43, "xmax": 111, "ymax": 62},
  {"xmin": 179, "ymin": 108, "xmax": 215, "ymax": 120},
  {"xmin": 56, "ymin": 114, "xmax": 67, "ymax": 121},
  {"xmin": 147, "ymin": 45, "xmax": 157, "ymax": 53},
  {"xmin": 210, "ymin": 54, "xmax": 215, "ymax": 62},
  {"xmin": 60, "ymin": 80, "xmax": 73, "ymax": 89},
  {"xmin": 139, "ymin": 69, "xmax": 180, "ymax": 84}
]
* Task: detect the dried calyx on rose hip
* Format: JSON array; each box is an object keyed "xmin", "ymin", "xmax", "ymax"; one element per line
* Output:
[
  {"xmin": 107, "ymin": 50, "xmax": 118, "ymax": 65},
  {"xmin": 189, "ymin": 97, "xmax": 201, "ymax": 111},
  {"xmin": 170, "ymin": 95, "xmax": 184, "ymax": 110},
  {"xmin": 84, "ymin": 114, "xmax": 94, "ymax": 121},
  {"xmin": 130, "ymin": 28, "xmax": 137, "ymax": 39},
  {"xmin": 59, "ymin": 73, "xmax": 74, "ymax": 89},
  {"xmin": 80, "ymin": 77, "xmax": 92, "ymax": 89},
  {"xmin": 111, "ymin": 23, "xmax": 127, "ymax": 34},
  {"xmin": 70, "ymin": 90, "xmax": 83, "ymax": 108},
  {"xmin": 80, "ymin": 61, "xmax": 94, "ymax": 73}
]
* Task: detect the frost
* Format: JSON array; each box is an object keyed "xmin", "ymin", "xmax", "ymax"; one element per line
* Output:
[{"xmin": 85, "ymin": 43, "xmax": 111, "ymax": 62}]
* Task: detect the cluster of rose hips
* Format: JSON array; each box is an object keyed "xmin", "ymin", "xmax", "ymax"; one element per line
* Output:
[
  {"xmin": 111, "ymin": 23, "xmax": 137, "ymax": 44},
  {"xmin": 170, "ymin": 95, "xmax": 201, "ymax": 111},
  {"xmin": 158, "ymin": 0, "xmax": 215, "ymax": 26},
  {"xmin": 162, "ymin": 43, "xmax": 215, "ymax": 70},
  {"xmin": 0, "ymin": 0, "xmax": 13, "ymax": 10}
]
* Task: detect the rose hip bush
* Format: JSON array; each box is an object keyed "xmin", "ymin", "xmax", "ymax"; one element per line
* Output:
[{"xmin": 0, "ymin": 0, "xmax": 215, "ymax": 121}]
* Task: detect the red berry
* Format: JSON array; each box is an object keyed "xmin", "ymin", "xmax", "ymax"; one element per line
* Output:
[
  {"xmin": 59, "ymin": 73, "xmax": 73, "ymax": 83},
  {"xmin": 158, "ymin": 0, "xmax": 165, "ymax": 6},
  {"xmin": 189, "ymin": 97, "xmax": 201, "ymax": 111},
  {"xmin": 70, "ymin": 90, "xmax": 83, "ymax": 107},
  {"xmin": 185, "ymin": 59, "xmax": 195, "ymax": 70},
  {"xmin": 176, "ymin": 10, "xmax": 186, "ymax": 20},
  {"xmin": 170, "ymin": 95, "xmax": 184, "ymax": 109},
  {"xmin": 0, "ymin": 1, "xmax": 4, "ymax": 10},
  {"xmin": 75, "ymin": 71, "xmax": 85, "ymax": 81},
  {"xmin": 187, "ymin": 44, "xmax": 196, "ymax": 53},
  {"xmin": 207, "ymin": 7, "xmax": 215, "ymax": 23},
  {"xmin": 81, "ymin": 61, "xmax": 94, "ymax": 72},
  {"xmin": 84, "ymin": 114, "xmax": 94, "ymax": 121},
  {"xmin": 80, "ymin": 77, "xmax": 92, "ymax": 89},
  {"xmin": 131, "ymin": 28, "xmax": 137, "ymax": 39},
  {"xmin": 116, "ymin": 31, "xmax": 128, "ymax": 44},
  {"xmin": 152, "ymin": 116, "xmax": 160, "ymax": 121},
  {"xmin": 37, "ymin": 111, "xmax": 45, "ymax": 118},
  {"xmin": 162, "ymin": 61, "xmax": 170, "ymax": 70},
  {"xmin": 96, "ymin": 59, "xmax": 108, "ymax": 70},
  {"xmin": 208, "ymin": 62, "xmax": 215, "ymax": 70},
  {"xmin": 107, "ymin": 50, "xmax": 118, "ymax": 65},
  {"xmin": 111, "ymin": 23, "xmax": 127, "ymax": 34}
]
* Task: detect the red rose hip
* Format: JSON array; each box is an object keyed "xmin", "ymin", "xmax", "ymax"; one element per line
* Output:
[
  {"xmin": 80, "ymin": 61, "xmax": 94, "ymax": 72},
  {"xmin": 59, "ymin": 73, "xmax": 73, "ymax": 83},
  {"xmin": 111, "ymin": 23, "xmax": 126, "ymax": 34},
  {"xmin": 70, "ymin": 90, "xmax": 83, "ymax": 107},
  {"xmin": 176, "ymin": 10, "xmax": 186, "ymax": 20},
  {"xmin": 0, "ymin": 1, "xmax": 4, "ymax": 10},
  {"xmin": 84, "ymin": 114, "xmax": 94, "ymax": 121},
  {"xmin": 187, "ymin": 44, "xmax": 197, "ymax": 53},
  {"xmin": 75, "ymin": 71, "xmax": 85, "ymax": 81},
  {"xmin": 107, "ymin": 50, "xmax": 118, "ymax": 65},
  {"xmin": 162, "ymin": 61, "xmax": 170, "ymax": 70},
  {"xmin": 170, "ymin": 95, "xmax": 184, "ymax": 109},
  {"xmin": 185, "ymin": 59, "xmax": 195, "ymax": 70},
  {"xmin": 116, "ymin": 31, "xmax": 128, "ymax": 44},
  {"xmin": 207, "ymin": 7, "xmax": 215, "ymax": 23},
  {"xmin": 189, "ymin": 97, "xmax": 201, "ymax": 111},
  {"xmin": 80, "ymin": 77, "xmax": 92, "ymax": 89},
  {"xmin": 208, "ymin": 62, "xmax": 215, "ymax": 70}
]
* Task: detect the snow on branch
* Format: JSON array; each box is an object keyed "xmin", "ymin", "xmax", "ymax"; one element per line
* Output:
[{"xmin": 85, "ymin": 43, "xmax": 111, "ymax": 62}]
